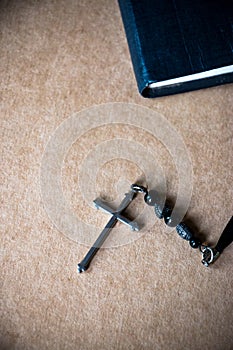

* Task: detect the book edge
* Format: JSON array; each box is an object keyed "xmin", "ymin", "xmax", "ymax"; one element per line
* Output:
[
  {"xmin": 148, "ymin": 65, "xmax": 233, "ymax": 89},
  {"xmin": 142, "ymin": 71, "xmax": 233, "ymax": 98}
]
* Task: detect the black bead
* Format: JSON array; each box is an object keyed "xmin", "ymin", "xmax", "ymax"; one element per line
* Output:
[
  {"xmin": 163, "ymin": 206, "xmax": 172, "ymax": 225},
  {"xmin": 154, "ymin": 204, "xmax": 163, "ymax": 219},
  {"xmin": 176, "ymin": 222, "xmax": 193, "ymax": 241},
  {"xmin": 144, "ymin": 193, "xmax": 153, "ymax": 206},
  {"xmin": 189, "ymin": 238, "xmax": 200, "ymax": 249},
  {"xmin": 154, "ymin": 203, "xmax": 172, "ymax": 221},
  {"xmin": 144, "ymin": 190, "xmax": 160, "ymax": 206}
]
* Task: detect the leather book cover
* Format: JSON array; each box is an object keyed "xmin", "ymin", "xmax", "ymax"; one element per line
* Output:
[{"xmin": 118, "ymin": 0, "xmax": 233, "ymax": 98}]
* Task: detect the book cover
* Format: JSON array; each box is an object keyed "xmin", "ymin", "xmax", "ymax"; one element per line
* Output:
[{"xmin": 118, "ymin": 0, "xmax": 233, "ymax": 98}]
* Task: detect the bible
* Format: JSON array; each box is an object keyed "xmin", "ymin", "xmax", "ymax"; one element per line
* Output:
[{"xmin": 118, "ymin": 0, "xmax": 233, "ymax": 98}]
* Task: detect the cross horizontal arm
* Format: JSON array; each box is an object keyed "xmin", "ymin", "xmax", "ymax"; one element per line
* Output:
[
  {"xmin": 93, "ymin": 191, "xmax": 136, "ymax": 215},
  {"xmin": 116, "ymin": 214, "xmax": 139, "ymax": 231},
  {"xmin": 93, "ymin": 198, "xmax": 114, "ymax": 215}
]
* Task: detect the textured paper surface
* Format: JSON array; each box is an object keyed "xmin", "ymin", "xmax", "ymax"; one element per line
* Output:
[{"xmin": 1, "ymin": 1, "xmax": 233, "ymax": 349}]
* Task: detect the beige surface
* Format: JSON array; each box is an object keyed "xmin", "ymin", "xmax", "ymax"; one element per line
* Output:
[{"xmin": 1, "ymin": 1, "xmax": 233, "ymax": 349}]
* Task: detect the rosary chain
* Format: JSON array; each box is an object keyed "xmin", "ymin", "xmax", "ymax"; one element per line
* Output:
[{"xmin": 131, "ymin": 183, "xmax": 216, "ymax": 266}]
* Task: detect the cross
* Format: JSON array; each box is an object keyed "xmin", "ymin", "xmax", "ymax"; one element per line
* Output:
[{"xmin": 77, "ymin": 189, "xmax": 139, "ymax": 273}]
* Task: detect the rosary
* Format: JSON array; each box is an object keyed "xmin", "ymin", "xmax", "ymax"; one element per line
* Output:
[{"xmin": 78, "ymin": 184, "xmax": 233, "ymax": 273}]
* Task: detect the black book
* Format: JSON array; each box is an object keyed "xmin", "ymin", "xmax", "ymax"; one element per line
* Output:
[{"xmin": 118, "ymin": 0, "xmax": 233, "ymax": 98}]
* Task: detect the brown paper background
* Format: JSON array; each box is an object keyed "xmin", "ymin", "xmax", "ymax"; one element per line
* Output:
[{"xmin": 1, "ymin": 1, "xmax": 233, "ymax": 349}]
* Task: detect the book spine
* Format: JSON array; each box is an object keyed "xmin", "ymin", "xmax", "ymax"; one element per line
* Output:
[{"xmin": 118, "ymin": 0, "xmax": 150, "ymax": 95}]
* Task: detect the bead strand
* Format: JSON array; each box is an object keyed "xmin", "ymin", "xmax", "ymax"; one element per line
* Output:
[
  {"xmin": 153, "ymin": 200, "xmax": 201, "ymax": 249},
  {"xmin": 132, "ymin": 184, "xmax": 233, "ymax": 267}
]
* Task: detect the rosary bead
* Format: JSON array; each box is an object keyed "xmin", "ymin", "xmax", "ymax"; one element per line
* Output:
[
  {"xmin": 189, "ymin": 238, "xmax": 201, "ymax": 249},
  {"xmin": 154, "ymin": 203, "xmax": 172, "ymax": 220},
  {"xmin": 163, "ymin": 208, "xmax": 172, "ymax": 225},
  {"xmin": 154, "ymin": 204, "xmax": 164, "ymax": 219},
  {"xmin": 144, "ymin": 193, "xmax": 153, "ymax": 206},
  {"xmin": 144, "ymin": 190, "xmax": 160, "ymax": 206},
  {"xmin": 154, "ymin": 203, "xmax": 172, "ymax": 226},
  {"xmin": 176, "ymin": 222, "xmax": 193, "ymax": 241}
]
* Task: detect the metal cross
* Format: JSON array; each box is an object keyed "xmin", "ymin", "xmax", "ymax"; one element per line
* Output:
[{"xmin": 77, "ymin": 189, "xmax": 139, "ymax": 273}]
